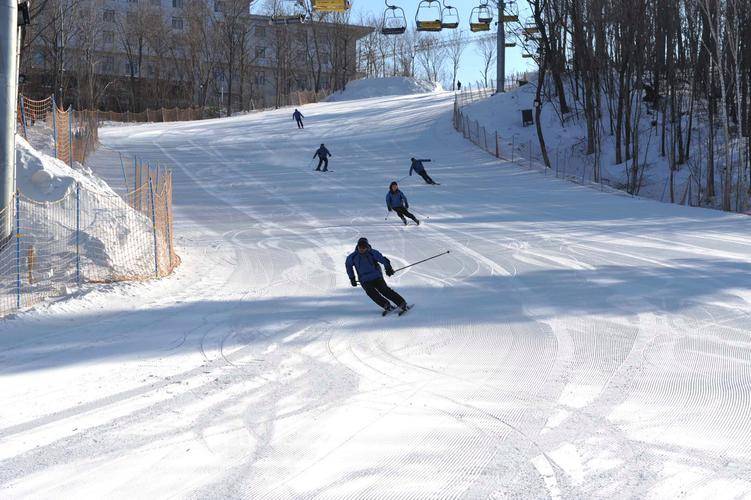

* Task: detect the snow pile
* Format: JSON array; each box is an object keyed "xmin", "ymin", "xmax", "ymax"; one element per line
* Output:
[
  {"xmin": 326, "ymin": 77, "xmax": 442, "ymax": 102},
  {"xmin": 14, "ymin": 135, "xmax": 154, "ymax": 281},
  {"xmin": 16, "ymin": 136, "xmax": 115, "ymax": 202}
]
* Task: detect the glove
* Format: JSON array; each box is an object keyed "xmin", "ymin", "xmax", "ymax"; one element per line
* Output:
[
  {"xmin": 350, "ymin": 278, "xmax": 357, "ymax": 287},
  {"xmin": 385, "ymin": 267, "xmax": 395, "ymax": 277},
  {"xmin": 404, "ymin": 204, "xmax": 409, "ymax": 209}
]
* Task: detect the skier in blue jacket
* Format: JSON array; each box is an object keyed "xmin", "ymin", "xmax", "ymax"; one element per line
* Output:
[
  {"xmin": 293, "ymin": 109, "xmax": 304, "ymax": 128},
  {"xmin": 346, "ymin": 237, "xmax": 408, "ymax": 314},
  {"xmin": 313, "ymin": 144, "xmax": 331, "ymax": 172},
  {"xmin": 386, "ymin": 181, "xmax": 420, "ymax": 225},
  {"xmin": 409, "ymin": 157, "xmax": 438, "ymax": 185}
]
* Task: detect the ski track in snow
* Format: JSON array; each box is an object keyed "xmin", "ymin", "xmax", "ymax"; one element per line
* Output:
[{"xmin": 2, "ymin": 91, "xmax": 751, "ymax": 498}]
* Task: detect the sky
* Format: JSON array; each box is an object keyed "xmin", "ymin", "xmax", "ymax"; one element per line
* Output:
[{"xmin": 348, "ymin": 0, "xmax": 536, "ymax": 86}]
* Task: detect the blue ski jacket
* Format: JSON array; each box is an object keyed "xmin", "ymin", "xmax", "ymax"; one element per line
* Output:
[
  {"xmin": 386, "ymin": 190, "xmax": 408, "ymax": 210},
  {"xmin": 409, "ymin": 158, "xmax": 430, "ymax": 176},
  {"xmin": 314, "ymin": 146, "xmax": 331, "ymax": 159},
  {"xmin": 346, "ymin": 244, "xmax": 392, "ymax": 284},
  {"xmin": 293, "ymin": 110, "xmax": 304, "ymax": 120}
]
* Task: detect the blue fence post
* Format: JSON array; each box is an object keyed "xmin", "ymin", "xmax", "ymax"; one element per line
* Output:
[
  {"xmin": 68, "ymin": 107, "xmax": 73, "ymax": 165},
  {"xmin": 76, "ymin": 183, "xmax": 81, "ymax": 286},
  {"xmin": 164, "ymin": 173, "xmax": 172, "ymax": 268},
  {"xmin": 118, "ymin": 152, "xmax": 128, "ymax": 193},
  {"xmin": 133, "ymin": 157, "xmax": 138, "ymax": 210},
  {"xmin": 15, "ymin": 192, "xmax": 21, "ymax": 309},
  {"xmin": 19, "ymin": 95, "xmax": 28, "ymax": 137},
  {"xmin": 51, "ymin": 95, "xmax": 58, "ymax": 159},
  {"xmin": 148, "ymin": 178, "xmax": 159, "ymax": 278}
]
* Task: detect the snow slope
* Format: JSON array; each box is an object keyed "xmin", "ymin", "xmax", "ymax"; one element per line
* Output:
[
  {"xmin": 1, "ymin": 90, "xmax": 751, "ymax": 498},
  {"xmin": 326, "ymin": 76, "xmax": 441, "ymax": 102}
]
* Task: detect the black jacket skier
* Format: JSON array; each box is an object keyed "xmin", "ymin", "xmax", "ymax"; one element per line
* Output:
[
  {"xmin": 314, "ymin": 144, "xmax": 331, "ymax": 172},
  {"xmin": 346, "ymin": 237, "xmax": 408, "ymax": 314},
  {"xmin": 409, "ymin": 158, "xmax": 438, "ymax": 185},
  {"xmin": 386, "ymin": 182, "xmax": 419, "ymax": 226},
  {"xmin": 293, "ymin": 109, "xmax": 304, "ymax": 128}
]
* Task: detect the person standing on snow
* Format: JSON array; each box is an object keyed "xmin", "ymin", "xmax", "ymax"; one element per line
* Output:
[
  {"xmin": 293, "ymin": 109, "xmax": 304, "ymax": 129},
  {"xmin": 313, "ymin": 143, "xmax": 331, "ymax": 172},
  {"xmin": 409, "ymin": 157, "xmax": 438, "ymax": 185},
  {"xmin": 346, "ymin": 237, "xmax": 409, "ymax": 315},
  {"xmin": 457, "ymin": 81, "xmax": 462, "ymax": 91},
  {"xmin": 386, "ymin": 181, "xmax": 420, "ymax": 226}
]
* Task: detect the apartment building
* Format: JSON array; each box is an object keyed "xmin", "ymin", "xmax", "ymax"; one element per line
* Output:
[{"xmin": 21, "ymin": 0, "xmax": 371, "ymax": 111}]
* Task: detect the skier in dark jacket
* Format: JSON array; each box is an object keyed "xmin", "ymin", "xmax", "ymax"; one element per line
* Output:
[
  {"xmin": 386, "ymin": 181, "xmax": 419, "ymax": 225},
  {"xmin": 293, "ymin": 109, "xmax": 304, "ymax": 128},
  {"xmin": 346, "ymin": 237, "xmax": 408, "ymax": 314},
  {"xmin": 409, "ymin": 158, "xmax": 438, "ymax": 185},
  {"xmin": 313, "ymin": 144, "xmax": 331, "ymax": 172}
]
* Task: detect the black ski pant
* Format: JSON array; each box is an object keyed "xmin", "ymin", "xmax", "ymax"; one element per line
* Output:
[
  {"xmin": 418, "ymin": 171, "xmax": 437, "ymax": 184},
  {"xmin": 394, "ymin": 207, "xmax": 418, "ymax": 224},
  {"xmin": 361, "ymin": 277, "xmax": 406, "ymax": 310},
  {"xmin": 315, "ymin": 157, "xmax": 328, "ymax": 171},
  {"xmin": 296, "ymin": 118, "xmax": 304, "ymax": 129}
]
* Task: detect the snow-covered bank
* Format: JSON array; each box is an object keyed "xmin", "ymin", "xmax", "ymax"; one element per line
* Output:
[
  {"xmin": 1, "ymin": 91, "xmax": 750, "ymax": 498},
  {"xmin": 462, "ymin": 80, "xmax": 713, "ymax": 208},
  {"xmin": 326, "ymin": 76, "xmax": 442, "ymax": 102}
]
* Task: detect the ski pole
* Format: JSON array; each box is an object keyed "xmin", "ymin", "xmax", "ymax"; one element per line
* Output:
[
  {"xmin": 391, "ymin": 250, "xmax": 450, "ymax": 273},
  {"xmin": 410, "ymin": 208, "xmax": 430, "ymax": 219},
  {"xmin": 385, "ymin": 211, "xmax": 390, "ymax": 221}
]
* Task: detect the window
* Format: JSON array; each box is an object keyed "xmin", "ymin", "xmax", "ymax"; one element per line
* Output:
[
  {"xmin": 150, "ymin": 0, "xmax": 160, "ymax": 5},
  {"xmin": 34, "ymin": 51, "xmax": 45, "ymax": 66},
  {"xmin": 255, "ymin": 47, "xmax": 266, "ymax": 59},
  {"xmin": 124, "ymin": 61, "xmax": 138, "ymax": 75},
  {"xmin": 128, "ymin": 0, "xmax": 137, "ymax": 4},
  {"xmin": 172, "ymin": 16, "xmax": 183, "ymax": 29},
  {"xmin": 213, "ymin": 0, "xmax": 222, "ymax": 12},
  {"xmin": 103, "ymin": 31, "xmax": 114, "ymax": 44},
  {"xmin": 172, "ymin": 0, "xmax": 182, "ymax": 7},
  {"xmin": 103, "ymin": 9, "xmax": 115, "ymax": 22},
  {"xmin": 255, "ymin": 26, "xmax": 266, "ymax": 37},
  {"xmin": 126, "ymin": 11, "xmax": 137, "ymax": 23},
  {"xmin": 102, "ymin": 56, "xmax": 114, "ymax": 73},
  {"xmin": 254, "ymin": 72, "xmax": 265, "ymax": 85}
]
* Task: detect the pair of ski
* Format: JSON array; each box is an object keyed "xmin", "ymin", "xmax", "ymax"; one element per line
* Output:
[{"xmin": 382, "ymin": 304, "xmax": 414, "ymax": 317}]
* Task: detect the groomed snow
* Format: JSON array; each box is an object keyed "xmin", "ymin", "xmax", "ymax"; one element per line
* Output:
[
  {"xmin": 326, "ymin": 76, "xmax": 442, "ymax": 102},
  {"xmin": 1, "ymin": 89, "xmax": 751, "ymax": 498}
]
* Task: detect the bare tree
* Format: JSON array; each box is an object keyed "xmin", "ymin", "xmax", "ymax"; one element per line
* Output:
[
  {"xmin": 445, "ymin": 29, "xmax": 465, "ymax": 91},
  {"xmin": 477, "ymin": 36, "xmax": 496, "ymax": 87}
]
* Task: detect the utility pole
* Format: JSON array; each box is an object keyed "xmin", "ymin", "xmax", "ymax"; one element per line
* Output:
[
  {"xmin": 1, "ymin": 0, "xmax": 20, "ymax": 243},
  {"xmin": 496, "ymin": 0, "xmax": 505, "ymax": 93}
]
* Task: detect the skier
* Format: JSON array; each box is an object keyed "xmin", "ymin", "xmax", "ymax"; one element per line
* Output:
[
  {"xmin": 409, "ymin": 157, "xmax": 439, "ymax": 185},
  {"xmin": 293, "ymin": 108, "xmax": 304, "ymax": 129},
  {"xmin": 457, "ymin": 80, "xmax": 462, "ymax": 91},
  {"xmin": 346, "ymin": 237, "xmax": 409, "ymax": 315},
  {"xmin": 386, "ymin": 181, "xmax": 420, "ymax": 226},
  {"xmin": 313, "ymin": 143, "xmax": 331, "ymax": 172}
]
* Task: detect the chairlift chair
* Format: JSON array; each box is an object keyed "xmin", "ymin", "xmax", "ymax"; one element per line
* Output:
[
  {"xmin": 502, "ymin": 1, "xmax": 518, "ymax": 22},
  {"xmin": 381, "ymin": 0, "xmax": 407, "ymax": 35},
  {"xmin": 312, "ymin": 0, "xmax": 350, "ymax": 12},
  {"xmin": 469, "ymin": 4, "xmax": 492, "ymax": 32},
  {"xmin": 415, "ymin": 0, "xmax": 443, "ymax": 32},
  {"xmin": 441, "ymin": 2, "xmax": 460, "ymax": 29},
  {"xmin": 477, "ymin": 1, "xmax": 493, "ymax": 23}
]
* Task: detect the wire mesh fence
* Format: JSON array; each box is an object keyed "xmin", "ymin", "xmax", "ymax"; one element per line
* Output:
[
  {"xmin": 4, "ymin": 97, "xmax": 179, "ymax": 317},
  {"xmin": 451, "ymin": 94, "xmax": 699, "ymax": 202},
  {"xmin": 0, "ymin": 159, "xmax": 178, "ymax": 317}
]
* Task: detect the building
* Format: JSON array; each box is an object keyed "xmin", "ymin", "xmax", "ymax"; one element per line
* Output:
[{"xmin": 20, "ymin": 0, "xmax": 371, "ymax": 112}]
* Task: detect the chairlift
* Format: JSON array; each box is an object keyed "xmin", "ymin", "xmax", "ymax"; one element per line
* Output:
[
  {"xmin": 502, "ymin": 1, "xmax": 518, "ymax": 22},
  {"xmin": 415, "ymin": 0, "xmax": 443, "ymax": 32},
  {"xmin": 477, "ymin": 1, "xmax": 493, "ymax": 23},
  {"xmin": 469, "ymin": 4, "xmax": 492, "ymax": 32},
  {"xmin": 504, "ymin": 42, "xmax": 516, "ymax": 47},
  {"xmin": 441, "ymin": 1, "xmax": 459, "ymax": 29},
  {"xmin": 312, "ymin": 0, "xmax": 350, "ymax": 12},
  {"xmin": 381, "ymin": 0, "xmax": 407, "ymax": 35}
]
